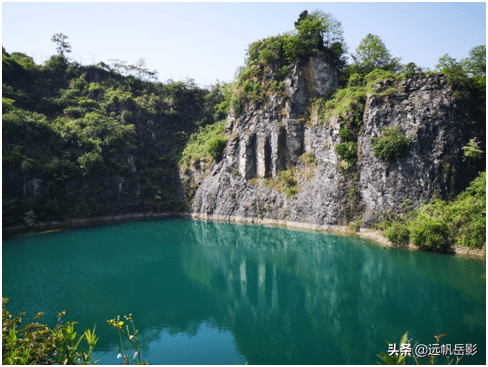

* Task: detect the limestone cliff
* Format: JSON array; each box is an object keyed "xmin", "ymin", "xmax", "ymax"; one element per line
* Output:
[
  {"xmin": 2, "ymin": 47, "xmax": 484, "ymax": 234},
  {"xmin": 189, "ymin": 53, "xmax": 485, "ymax": 229}
]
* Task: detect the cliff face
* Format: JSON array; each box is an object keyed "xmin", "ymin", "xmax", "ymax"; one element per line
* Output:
[
  {"xmin": 3, "ymin": 50, "xmax": 484, "ymax": 232},
  {"xmin": 2, "ymin": 61, "xmax": 214, "ymax": 227},
  {"xmin": 189, "ymin": 54, "xmax": 484, "ymax": 228}
]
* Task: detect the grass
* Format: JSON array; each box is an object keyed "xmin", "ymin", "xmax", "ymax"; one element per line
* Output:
[
  {"xmin": 248, "ymin": 177, "xmax": 259, "ymax": 185},
  {"xmin": 299, "ymin": 151, "xmax": 318, "ymax": 168},
  {"xmin": 179, "ymin": 120, "xmax": 227, "ymax": 171},
  {"xmin": 264, "ymin": 166, "xmax": 299, "ymax": 198},
  {"xmin": 312, "ymin": 69, "xmax": 402, "ymax": 126}
]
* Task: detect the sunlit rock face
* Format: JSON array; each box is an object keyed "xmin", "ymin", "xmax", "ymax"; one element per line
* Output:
[{"xmin": 190, "ymin": 53, "xmax": 485, "ymax": 227}]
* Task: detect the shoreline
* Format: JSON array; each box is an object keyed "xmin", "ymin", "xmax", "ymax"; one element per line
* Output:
[{"xmin": 3, "ymin": 211, "xmax": 485, "ymax": 259}]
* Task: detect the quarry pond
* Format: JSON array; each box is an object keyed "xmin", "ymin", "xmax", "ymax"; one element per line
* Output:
[{"xmin": 2, "ymin": 218, "xmax": 486, "ymax": 364}]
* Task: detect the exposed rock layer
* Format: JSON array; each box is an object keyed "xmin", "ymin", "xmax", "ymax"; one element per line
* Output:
[{"xmin": 190, "ymin": 54, "xmax": 485, "ymax": 227}]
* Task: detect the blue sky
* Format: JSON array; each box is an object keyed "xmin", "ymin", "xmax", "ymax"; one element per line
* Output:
[{"xmin": 2, "ymin": 2, "xmax": 486, "ymax": 86}]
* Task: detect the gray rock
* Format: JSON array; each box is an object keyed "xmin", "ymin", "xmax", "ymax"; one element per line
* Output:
[{"xmin": 190, "ymin": 54, "xmax": 484, "ymax": 228}]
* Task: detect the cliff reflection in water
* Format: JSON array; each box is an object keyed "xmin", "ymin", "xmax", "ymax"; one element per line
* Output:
[
  {"xmin": 2, "ymin": 219, "xmax": 485, "ymax": 364},
  {"xmin": 179, "ymin": 220, "xmax": 485, "ymax": 364}
]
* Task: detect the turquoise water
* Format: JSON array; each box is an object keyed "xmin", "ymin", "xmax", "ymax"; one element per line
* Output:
[{"xmin": 2, "ymin": 218, "xmax": 486, "ymax": 364}]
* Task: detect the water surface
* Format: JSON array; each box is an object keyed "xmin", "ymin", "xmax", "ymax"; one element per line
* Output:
[{"xmin": 3, "ymin": 219, "xmax": 486, "ymax": 364}]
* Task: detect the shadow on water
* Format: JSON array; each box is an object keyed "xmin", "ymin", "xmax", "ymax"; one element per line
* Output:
[{"xmin": 2, "ymin": 218, "xmax": 486, "ymax": 364}]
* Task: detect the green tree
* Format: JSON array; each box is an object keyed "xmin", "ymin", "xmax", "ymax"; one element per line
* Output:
[
  {"xmin": 435, "ymin": 46, "xmax": 486, "ymax": 96},
  {"xmin": 109, "ymin": 58, "xmax": 158, "ymax": 82},
  {"xmin": 461, "ymin": 45, "xmax": 485, "ymax": 77},
  {"xmin": 294, "ymin": 10, "xmax": 347, "ymax": 67},
  {"xmin": 435, "ymin": 54, "xmax": 470, "ymax": 93},
  {"xmin": 462, "ymin": 45, "xmax": 486, "ymax": 92},
  {"xmin": 51, "ymin": 33, "xmax": 72, "ymax": 57},
  {"xmin": 131, "ymin": 58, "xmax": 159, "ymax": 82},
  {"xmin": 435, "ymin": 53, "xmax": 458, "ymax": 71},
  {"xmin": 350, "ymin": 33, "xmax": 401, "ymax": 75},
  {"xmin": 400, "ymin": 62, "xmax": 424, "ymax": 79}
]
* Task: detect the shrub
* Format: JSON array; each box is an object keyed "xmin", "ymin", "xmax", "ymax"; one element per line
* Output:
[
  {"xmin": 335, "ymin": 141, "xmax": 357, "ymax": 163},
  {"xmin": 370, "ymin": 126, "xmax": 411, "ymax": 160},
  {"xmin": 211, "ymin": 82, "xmax": 234, "ymax": 121},
  {"xmin": 280, "ymin": 169, "xmax": 296, "ymax": 186},
  {"xmin": 363, "ymin": 68, "xmax": 399, "ymax": 86},
  {"xmin": 384, "ymin": 222, "xmax": 410, "ymax": 245},
  {"xmin": 242, "ymin": 79, "xmax": 263, "ymax": 100},
  {"xmin": 44, "ymin": 157, "xmax": 79, "ymax": 180},
  {"xmin": 338, "ymin": 126, "xmax": 351, "ymax": 140},
  {"xmin": 80, "ymin": 199, "xmax": 103, "ymax": 217},
  {"xmin": 2, "ymin": 97, "xmax": 16, "ymax": 113},
  {"xmin": 400, "ymin": 62, "xmax": 424, "ymax": 79},
  {"xmin": 339, "ymin": 160, "xmax": 352, "ymax": 172},
  {"xmin": 11, "ymin": 53, "xmax": 38, "ymax": 72},
  {"xmin": 284, "ymin": 185, "xmax": 299, "ymax": 197},
  {"xmin": 2, "ymin": 298, "xmax": 98, "ymax": 365},
  {"xmin": 229, "ymin": 93, "xmax": 242, "ymax": 114},
  {"xmin": 259, "ymin": 48, "xmax": 273, "ymax": 63},
  {"xmin": 77, "ymin": 152, "xmax": 104, "ymax": 175},
  {"xmin": 380, "ymin": 172, "xmax": 486, "ymax": 251},
  {"xmin": 206, "ymin": 136, "xmax": 228, "ymax": 162},
  {"xmin": 347, "ymin": 73, "xmax": 363, "ymax": 87},
  {"xmin": 42, "ymin": 54, "xmax": 68, "ymax": 73},
  {"xmin": 280, "ymin": 168, "xmax": 299, "ymax": 198},
  {"xmin": 282, "ymin": 35, "xmax": 307, "ymax": 63},
  {"xmin": 445, "ymin": 171, "xmax": 486, "ymax": 248},
  {"xmin": 410, "ymin": 217, "xmax": 449, "ymax": 252},
  {"xmin": 270, "ymin": 81, "xmax": 287, "ymax": 96},
  {"xmin": 318, "ymin": 87, "xmax": 366, "ymax": 126},
  {"xmin": 462, "ymin": 137, "xmax": 483, "ymax": 161}
]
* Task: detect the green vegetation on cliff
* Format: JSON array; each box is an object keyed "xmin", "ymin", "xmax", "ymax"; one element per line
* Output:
[
  {"xmin": 370, "ymin": 126, "xmax": 411, "ymax": 161},
  {"xmin": 311, "ymin": 40, "xmax": 485, "ymax": 172},
  {"xmin": 179, "ymin": 120, "xmax": 227, "ymax": 171},
  {"xmin": 231, "ymin": 10, "xmax": 347, "ymax": 113},
  {"xmin": 2, "ymin": 11, "xmax": 486, "ymax": 250},
  {"xmin": 379, "ymin": 171, "xmax": 486, "ymax": 251},
  {"xmin": 2, "ymin": 45, "xmax": 231, "ymax": 227}
]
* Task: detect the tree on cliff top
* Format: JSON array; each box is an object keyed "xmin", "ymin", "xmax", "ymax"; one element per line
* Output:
[
  {"xmin": 349, "ymin": 33, "xmax": 401, "ymax": 76},
  {"xmin": 294, "ymin": 10, "xmax": 348, "ymax": 66},
  {"xmin": 435, "ymin": 45, "xmax": 486, "ymax": 102},
  {"xmin": 51, "ymin": 33, "xmax": 72, "ymax": 58}
]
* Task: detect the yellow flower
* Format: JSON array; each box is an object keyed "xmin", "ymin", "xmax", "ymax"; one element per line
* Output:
[{"xmin": 118, "ymin": 321, "xmax": 124, "ymax": 326}]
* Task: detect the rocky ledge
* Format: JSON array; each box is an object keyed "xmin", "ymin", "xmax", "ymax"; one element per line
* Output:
[{"xmin": 188, "ymin": 51, "xmax": 484, "ymax": 234}]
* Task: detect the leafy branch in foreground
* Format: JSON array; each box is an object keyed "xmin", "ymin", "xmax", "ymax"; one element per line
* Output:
[
  {"xmin": 2, "ymin": 297, "xmax": 98, "ymax": 365},
  {"xmin": 108, "ymin": 314, "xmax": 147, "ymax": 365},
  {"xmin": 378, "ymin": 332, "xmax": 463, "ymax": 365},
  {"xmin": 377, "ymin": 331, "xmax": 410, "ymax": 365}
]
